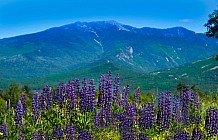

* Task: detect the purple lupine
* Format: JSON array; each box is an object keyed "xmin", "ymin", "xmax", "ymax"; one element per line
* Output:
[
  {"xmin": 120, "ymin": 103, "xmax": 137, "ymax": 140},
  {"xmin": 192, "ymin": 127, "xmax": 203, "ymax": 140},
  {"xmin": 57, "ymin": 83, "xmax": 64, "ymax": 106},
  {"xmin": 33, "ymin": 131, "xmax": 44, "ymax": 140},
  {"xmin": 106, "ymin": 71, "xmax": 113, "ymax": 105},
  {"xmin": 134, "ymin": 87, "xmax": 140, "ymax": 106},
  {"xmin": 103, "ymin": 71, "xmax": 113, "ymax": 126},
  {"xmin": 19, "ymin": 130, "xmax": 25, "ymax": 140},
  {"xmin": 172, "ymin": 95, "xmax": 180, "ymax": 124},
  {"xmin": 54, "ymin": 83, "xmax": 65, "ymax": 105},
  {"xmin": 122, "ymin": 130, "xmax": 136, "ymax": 140},
  {"xmin": 40, "ymin": 90, "xmax": 47, "ymax": 111},
  {"xmin": 163, "ymin": 91, "xmax": 172, "ymax": 130},
  {"xmin": 73, "ymin": 79, "xmax": 80, "ymax": 110},
  {"xmin": 73, "ymin": 78, "xmax": 80, "ymax": 98},
  {"xmin": 140, "ymin": 103, "xmax": 148, "ymax": 129},
  {"xmin": 105, "ymin": 96, "xmax": 112, "ymax": 125},
  {"xmin": 33, "ymin": 131, "xmax": 50, "ymax": 140},
  {"xmin": 98, "ymin": 74, "xmax": 105, "ymax": 107},
  {"xmin": 66, "ymin": 125, "xmax": 74, "ymax": 140},
  {"xmin": 156, "ymin": 92, "xmax": 172, "ymax": 130},
  {"xmin": 15, "ymin": 100, "xmax": 23, "ymax": 126},
  {"xmin": 205, "ymin": 108, "xmax": 210, "ymax": 130},
  {"xmin": 189, "ymin": 90, "xmax": 202, "ymax": 124},
  {"xmin": 47, "ymin": 91, "xmax": 52, "ymax": 110},
  {"xmin": 191, "ymin": 115, "xmax": 202, "ymax": 125},
  {"xmin": 53, "ymin": 127, "xmax": 64, "ymax": 139},
  {"xmin": 111, "ymin": 112, "xmax": 119, "ymax": 131},
  {"xmin": 144, "ymin": 104, "xmax": 149, "ymax": 129},
  {"xmin": 121, "ymin": 85, "xmax": 129, "ymax": 107},
  {"xmin": 53, "ymin": 83, "xmax": 63, "ymax": 105},
  {"xmin": 103, "ymin": 75, "xmax": 108, "ymax": 110},
  {"xmin": 113, "ymin": 73, "xmax": 120, "ymax": 103},
  {"xmin": 97, "ymin": 72, "xmax": 113, "ymax": 127},
  {"xmin": 99, "ymin": 108, "xmax": 106, "ymax": 128},
  {"xmin": 139, "ymin": 102, "xmax": 154, "ymax": 130},
  {"xmin": 127, "ymin": 104, "xmax": 135, "ymax": 128},
  {"xmin": 56, "ymin": 82, "xmax": 67, "ymax": 107},
  {"xmin": 20, "ymin": 93, "xmax": 27, "ymax": 115},
  {"xmin": 125, "ymin": 85, "xmax": 130, "ymax": 105},
  {"xmin": 180, "ymin": 89, "xmax": 191, "ymax": 127},
  {"xmin": 139, "ymin": 107, "xmax": 145, "ymax": 129},
  {"xmin": 72, "ymin": 80, "xmax": 78, "ymax": 108},
  {"xmin": 174, "ymin": 129, "xmax": 190, "ymax": 140},
  {"xmin": 66, "ymin": 81, "xmax": 77, "ymax": 113},
  {"xmin": 119, "ymin": 111, "xmax": 126, "ymax": 132},
  {"xmin": 80, "ymin": 78, "xmax": 88, "ymax": 112},
  {"xmin": 0, "ymin": 122, "xmax": 8, "ymax": 137},
  {"xmin": 173, "ymin": 89, "xmax": 201, "ymax": 126},
  {"xmin": 61, "ymin": 82, "xmax": 68, "ymax": 103},
  {"xmin": 156, "ymin": 92, "xmax": 165, "ymax": 130},
  {"xmin": 45, "ymin": 85, "xmax": 52, "ymax": 110},
  {"xmin": 32, "ymin": 92, "xmax": 40, "ymax": 122},
  {"xmin": 139, "ymin": 133, "xmax": 148, "ymax": 140},
  {"xmin": 88, "ymin": 79, "xmax": 95, "ymax": 112},
  {"xmin": 54, "ymin": 91, "xmax": 58, "ymax": 104},
  {"xmin": 205, "ymin": 107, "xmax": 218, "ymax": 136},
  {"xmin": 134, "ymin": 93, "xmax": 140, "ymax": 130},
  {"xmin": 147, "ymin": 102, "xmax": 155, "ymax": 129},
  {"xmin": 78, "ymin": 129, "xmax": 93, "ymax": 140},
  {"xmin": 94, "ymin": 110, "xmax": 100, "ymax": 129},
  {"xmin": 190, "ymin": 90, "xmax": 201, "ymax": 109}
]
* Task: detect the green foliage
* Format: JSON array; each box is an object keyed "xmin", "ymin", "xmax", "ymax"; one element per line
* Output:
[
  {"xmin": 71, "ymin": 108, "xmax": 94, "ymax": 130},
  {"xmin": 22, "ymin": 85, "xmax": 30, "ymax": 95},
  {"xmin": 177, "ymin": 82, "xmax": 188, "ymax": 90},
  {"xmin": 140, "ymin": 92, "xmax": 155, "ymax": 103},
  {"xmin": 93, "ymin": 127, "xmax": 120, "ymax": 140},
  {"xmin": 0, "ymin": 98, "xmax": 6, "ymax": 111},
  {"xmin": 205, "ymin": 9, "xmax": 218, "ymax": 38},
  {"xmin": 0, "ymin": 84, "xmax": 32, "ymax": 112},
  {"xmin": 0, "ymin": 83, "xmax": 22, "ymax": 107},
  {"xmin": 205, "ymin": 8, "xmax": 218, "ymax": 60},
  {"xmin": 22, "ymin": 85, "xmax": 32, "ymax": 107}
]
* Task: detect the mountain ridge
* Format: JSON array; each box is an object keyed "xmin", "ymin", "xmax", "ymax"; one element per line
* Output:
[
  {"xmin": 0, "ymin": 21, "xmax": 200, "ymax": 40},
  {"xmin": 0, "ymin": 20, "xmax": 217, "ymax": 87}
]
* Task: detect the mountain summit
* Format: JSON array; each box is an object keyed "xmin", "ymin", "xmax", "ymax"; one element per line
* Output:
[{"xmin": 0, "ymin": 21, "xmax": 217, "ymax": 83}]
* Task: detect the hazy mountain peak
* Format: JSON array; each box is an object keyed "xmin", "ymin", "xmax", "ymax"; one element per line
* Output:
[
  {"xmin": 62, "ymin": 20, "xmax": 132, "ymax": 32},
  {"xmin": 103, "ymin": 20, "xmax": 124, "ymax": 26}
]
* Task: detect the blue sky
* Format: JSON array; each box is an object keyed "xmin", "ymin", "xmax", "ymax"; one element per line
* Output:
[{"xmin": 0, "ymin": 0, "xmax": 217, "ymax": 39}]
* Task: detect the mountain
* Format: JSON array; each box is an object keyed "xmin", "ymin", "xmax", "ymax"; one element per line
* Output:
[{"xmin": 0, "ymin": 21, "xmax": 218, "ymax": 88}]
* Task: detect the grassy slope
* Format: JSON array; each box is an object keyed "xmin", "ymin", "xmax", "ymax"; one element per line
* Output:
[
  {"xmin": 138, "ymin": 56, "xmax": 218, "ymax": 92},
  {"xmin": 8, "ymin": 56, "xmax": 216, "ymax": 93}
]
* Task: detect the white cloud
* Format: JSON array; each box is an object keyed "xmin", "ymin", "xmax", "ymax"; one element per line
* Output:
[{"xmin": 179, "ymin": 19, "xmax": 193, "ymax": 23}]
